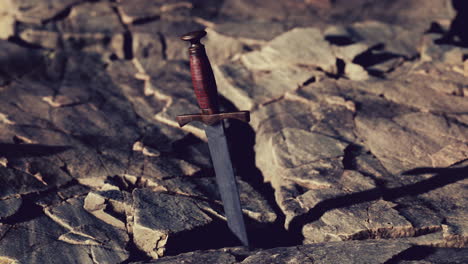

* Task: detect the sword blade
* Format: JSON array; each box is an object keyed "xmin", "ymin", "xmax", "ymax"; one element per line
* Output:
[{"xmin": 204, "ymin": 121, "xmax": 249, "ymax": 247}]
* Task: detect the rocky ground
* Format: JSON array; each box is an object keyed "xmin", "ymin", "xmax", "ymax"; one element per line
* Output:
[{"xmin": 0, "ymin": 0, "xmax": 467, "ymax": 263}]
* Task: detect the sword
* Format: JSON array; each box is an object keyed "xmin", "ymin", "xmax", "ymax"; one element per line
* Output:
[{"xmin": 176, "ymin": 30, "xmax": 250, "ymax": 247}]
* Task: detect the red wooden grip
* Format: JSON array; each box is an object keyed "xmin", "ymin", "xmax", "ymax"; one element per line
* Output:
[{"xmin": 189, "ymin": 49, "xmax": 219, "ymax": 114}]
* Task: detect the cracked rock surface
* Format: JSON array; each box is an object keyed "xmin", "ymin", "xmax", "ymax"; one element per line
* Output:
[{"xmin": 1, "ymin": 0, "xmax": 467, "ymax": 263}]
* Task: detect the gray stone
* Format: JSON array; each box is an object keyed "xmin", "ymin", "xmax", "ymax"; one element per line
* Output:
[
  {"xmin": 116, "ymin": 0, "xmax": 192, "ymax": 24},
  {"xmin": 0, "ymin": 196, "xmax": 22, "ymax": 219},
  {"xmin": 134, "ymin": 240, "xmax": 468, "ymax": 264},
  {"xmin": 131, "ymin": 189, "xmax": 213, "ymax": 258},
  {"xmin": 108, "ymin": 58, "xmax": 207, "ymax": 139},
  {"xmin": 10, "ymin": 0, "xmax": 80, "ymax": 24},
  {"xmin": 57, "ymin": 2, "xmax": 124, "ymax": 34},
  {"xmin": 128, "ymin": 18, "xmax": 204, "ymax": 61},
  {"xmin": 203, "ymin": 28, "xmax": 245, "ymax": 65},
  {"xmin": 0, "ymin": 166, "xmax": 48, "ymax": 199},
  {"xmin": 0, "ymin": 214, "xmax": 128, "ymax": 264},
  {"xmin": 212, "ymin": 21, "xmax": 287, "ymax": 41},
  {"xmin": 44, "ymin": 197, "xmax": 130, "ymax": 262},
  {"xmin": 351, "ymin": 63, "xmax": 468, "ymax": 114},
  {"xmin": 0, "ymin": 40, "xmax": 45, "ymax": 82},
  {"xmin": 240, "ymin": 28, "xmax": 336, "ymax": 73},
  {"xmin": 242, "ymin": 240, "xmax": 412, "ymax": 264},
  {"xmin": 420, "ymin": 34, "xmax": 468, "ymax": 64},
  {"xmin": 219, "ymin": 0, "xmax": 327, "ymax": 28},
  {"xmin": 161, "ymin": 176, "xmax": 277, "ymax": 224},
  {"xmin": 252, "ymin": 72, "xmax": 467, "ymax": 246}
]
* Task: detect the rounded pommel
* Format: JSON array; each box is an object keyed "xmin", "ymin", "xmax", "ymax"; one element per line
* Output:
[{"xmin": 181, "ymin": 30, "xmax": 207, "ymax": 49}]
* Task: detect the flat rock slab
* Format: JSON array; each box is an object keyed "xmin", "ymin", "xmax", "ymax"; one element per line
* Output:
[
  {"xmin": 0, "ymin": 212, "xmax": 128, "ymax": 264},
  {"xmin": 253, "ymin": 62, "xmax": 468, "ymax": 246},
  {"xmin": 10, "ymin": 0, "xmax": 81, "ymax": 24},
  {"xmin": 134, "ymin": 240, "xmax": 468, "ymax": 264},
  {"xmin": 131, "ymin": 189, "xmax": 213, "ymax": 258},
  {"xmin": 116, "ymin": 0, "xmax": 193, "ymax": 24}
]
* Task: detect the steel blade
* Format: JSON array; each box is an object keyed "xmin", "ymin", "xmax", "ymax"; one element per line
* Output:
[{"xmin": 205, "ymin": 121, "xmax": 249, "ymax": 247}]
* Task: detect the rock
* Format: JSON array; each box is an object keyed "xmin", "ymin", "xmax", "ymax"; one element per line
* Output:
[
  {"xmin": 108, "ymin": 58, "xmax": 207, "ymax": 139},
  {"xmin": 135, "ymin": 240, "xmax": 417, "ymax": 264},
  {"xmin": 353, "ymin": 69, "xmax": 468, "ymax": 174},
  {"xmin": 345, "ymin": 21, "xmax": 420, "ymax": 57},
  {"xmin": 116, "ymin": 0, "xmax": 192, "ymax": 25},
  {"xmin": 242, "ymin": 240, "xmax": 411, "ymax": 264},
  {"xmin": 325, "ymin": 0, "xmax": 454, "ymax": 29},
  {"xmin": 419, "ymin": 34, "xmax": 468, "ymax": 64},
  {"xmin": 44, "ymin": 197, "xmax": 130, "ymax": 262},
  {"xmin": 240, "ymin": 28, "xmax": 336, "ymax": 73},
  {"xmin": 0, "ymin": 196, "xmax": 22, "ymax": 219},
  {"xmin": 0, "ymin": 213, "xmax": 128, "ymax": 264},
  {"xmin": 10, "ymin": 0, "xmax": 79, "ymax": 24},
  {"xmin": 84, "ymin": 191, "xmax": 127, "ymax": 229},
  {"xmin": 253, "ymin": 73, "xmax": 467, "ymax": 246},
  {"xmin": 212, "ymin": 21, "xmax": 286, "ymax": 41},
  {"xmin": 57, "ymin": 2, "xmax": 124, "ymax": 34},
  {"xmin": 214, "ymin": 61, "xmax": 321, "ymax": 110},
  {"xmin": 219, "ymin": 0, "xmax": 302, "ymax": 24},
  {"xmin": 297, "ymin": 171, "xmax": 413, "ymax": 243},
  {"xmin": 19, "ymin": 29, "xmax": 61, "ymax": 49},
  {"xmin": 133, "ymin": 249, "xmax": 239, "ymax": 264},
  {"xmin": 203, "ymin": 28, "xmax": 245, "ymax": 65},
  {"xmin": 0, "ymin": 9, "xmax": 15, "ymax": 40},
  {"xmin": 132, "ymin": 32, "xmax": 166, "ymax": 75},
  {"xmin": 344, "ymin": 62, "xmax": 369, "ymax": 80},
  {"xmin": 128, "ymin": 18, "xmax": 205, "ymax": 61},
  {"xmin": 350, "ymin": 63, "xmax": 468, "ymax": 115},
  {"xmin": 131, "ymin": 189, "xmax": 213, "ymax": 258},
  {"xmin": 213, "ymin": 26, "xmax": 379, "ymax": 110},
  {"xmin": 161, "ymin": 176, "xmax": 277, "ymax": 224},
  {"xmin": 0, "ymin": 40, "xmax": 45, "ymax": 81},
  {"xmin": 0, "ymin": 166, "xmax": 48, "ymax": 199},
  {"xmin": 325, "ymin": 21, "xmax": 422, "ymax": 76}
]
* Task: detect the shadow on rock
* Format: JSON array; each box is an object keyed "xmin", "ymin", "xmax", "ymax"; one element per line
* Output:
[
  {"xmin": 384, "ymin": 245, "xmax": 468, "ymax": 264},
  {"xmin": 164, "ymin": 217, "xmax": 241, "ymax": 256},
  {"xmin": 288, "ymin": 164, "xmax": 468, "ymax": 241},
  {"xmin": 225, "ymin": 116, "xmax": 303, "ymax": 248},
  {"xmin": 352, "ymin": 43, "xmax": 405, "ymax": 78},
  {"xmin": 0, "ymin": 143, "xmax": 72, "ymax": 158},
  {"xmin": 434, "ymin": 0, "xmax": 468, "ymax": 47}
]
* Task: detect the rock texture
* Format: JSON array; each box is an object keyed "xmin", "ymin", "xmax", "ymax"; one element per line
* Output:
[
  {"xmin": 0, "ymin": 0, "xmax": 467, "ymax": 263},
  {"xmin": 135, "ymin": 241, "xmax": 468, "ymax": 264}
]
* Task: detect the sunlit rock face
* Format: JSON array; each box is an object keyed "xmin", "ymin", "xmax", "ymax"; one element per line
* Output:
[{"xmin": 0, "ymin": 0, "xmax": 467, "ymax": 263}]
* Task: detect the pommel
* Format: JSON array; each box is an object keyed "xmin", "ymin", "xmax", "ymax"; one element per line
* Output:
[
  {"xmin": 181, "ymin": 30, "xmax": 207, "ymax": 54},
  {"xmin": 176, "ymin": 111, "xmax": 250, "ymax": 127},
  {"xmin": 181, "ymin": 30, "xmax": 206, "ymax": 43}
]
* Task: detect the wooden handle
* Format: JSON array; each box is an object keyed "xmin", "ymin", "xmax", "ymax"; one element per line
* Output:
[{"xmin": 182, "ymin": 30, "xmax": 219, "ymax": 114}]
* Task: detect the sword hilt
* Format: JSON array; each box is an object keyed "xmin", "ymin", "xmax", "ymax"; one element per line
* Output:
[
  {"xmin": 177, "ymin": 30, "xmax": 250, "ymax": 127},
  {"xmin": 182, "ymin": 30, "xmax": 219, "ymax": 115}
]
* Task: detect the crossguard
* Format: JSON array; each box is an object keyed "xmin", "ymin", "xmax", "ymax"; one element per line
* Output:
[
  {"xmin": 177, "ymin": 30, "xmax": 250, "ymax": 127},
  {"xmin": 176, "ymin": 111, "xmax": 250, "ymax": 127}
]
